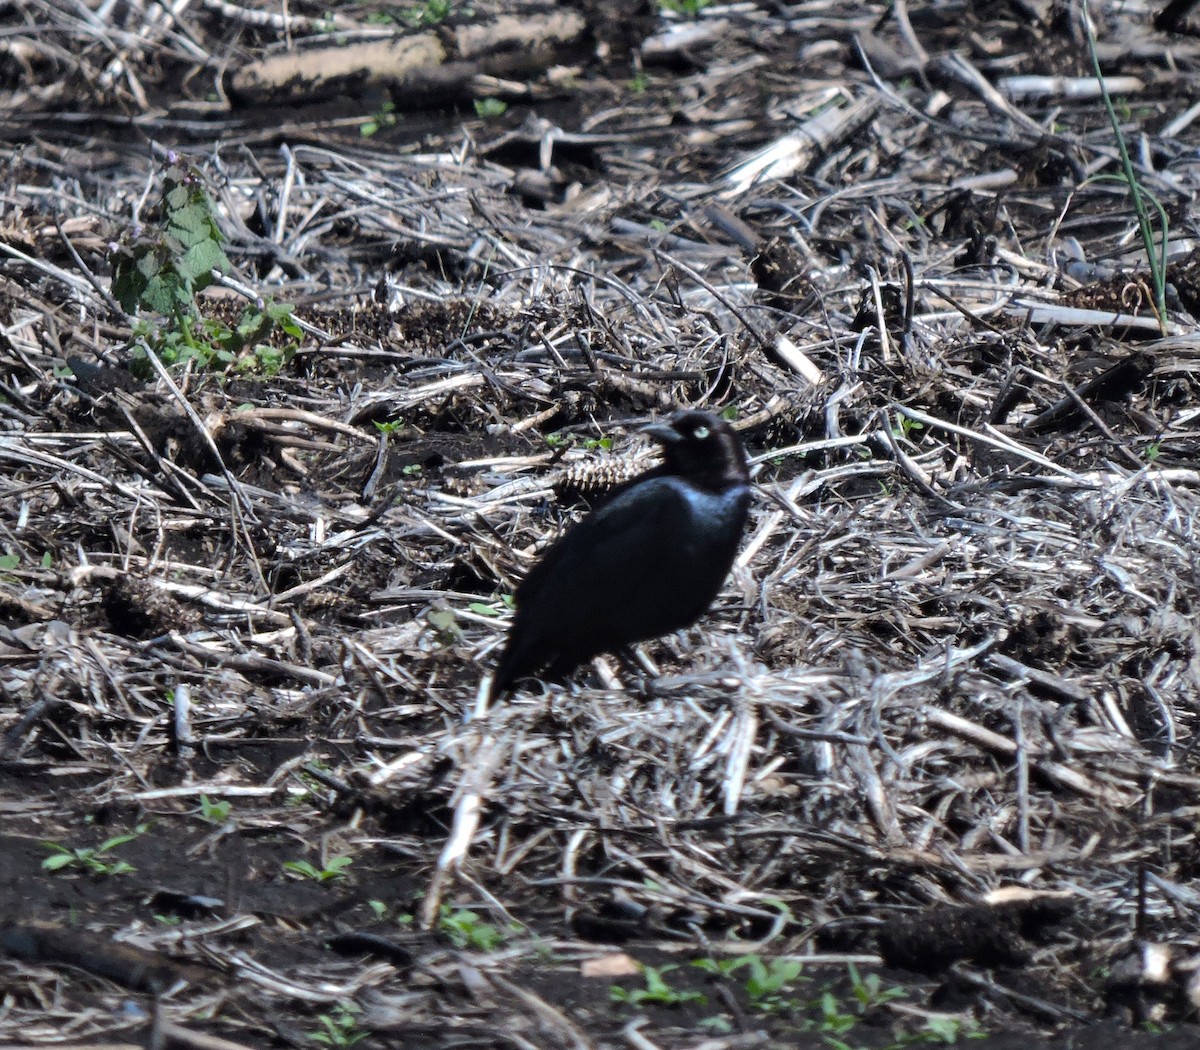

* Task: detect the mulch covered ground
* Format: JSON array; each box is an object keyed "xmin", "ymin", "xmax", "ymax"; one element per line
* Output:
[{"xmin": 4, "ymin": 0, "xmax": 1200, "ymax": 1046}]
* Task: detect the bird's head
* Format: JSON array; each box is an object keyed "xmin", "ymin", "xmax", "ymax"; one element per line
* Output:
[{"xmin": 642, "ymin": 410, "xmax": 749, "ymax": 490}]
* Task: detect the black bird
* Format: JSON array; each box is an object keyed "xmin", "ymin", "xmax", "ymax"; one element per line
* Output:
[{"xmin": 488, "ymin": 409, "xmax": 751, "ymax": 700}]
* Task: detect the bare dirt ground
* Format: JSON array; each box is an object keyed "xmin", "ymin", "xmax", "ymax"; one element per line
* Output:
[{"xmin": 5, "ymin": 0, "xmax": 1200, "ymax": 1047}]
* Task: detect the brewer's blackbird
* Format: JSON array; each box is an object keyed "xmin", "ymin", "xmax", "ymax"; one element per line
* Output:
[{"xmin": 488, "ymin": 409, "xmax": 751, "ymax": 700}]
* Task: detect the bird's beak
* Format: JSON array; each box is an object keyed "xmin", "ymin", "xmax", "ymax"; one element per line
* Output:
[{"xmin": 640, "ymin": 420, "xmax": 680, "ymax": 444}]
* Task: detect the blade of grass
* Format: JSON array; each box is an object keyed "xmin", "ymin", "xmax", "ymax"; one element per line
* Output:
[{"xmin": 1081, "ymin": 0, "xmax": 1168, "ymax": 331}]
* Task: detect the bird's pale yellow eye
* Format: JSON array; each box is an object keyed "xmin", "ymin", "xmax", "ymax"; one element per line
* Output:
[{"xmin": 693, "ymin": 426, "xmax": 710, "ymax": 440}]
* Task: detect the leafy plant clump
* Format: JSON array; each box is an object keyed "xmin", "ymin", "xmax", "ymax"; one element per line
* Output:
[
  {"xmin": 684, "ymin": 958, "xmax": 982, "ymax": 1047},
  {"xmin": 110, "ymin": 158, "xmax": 301, "ymax": 375},
  {"xmin": 111, "ymin": 161, "xmax": 229, "ymax": 317},
  {"xmin": 407, "ymin": 0, "xmax": 452, "ymax": 26},
  {"xmin": 309, "ymin": 1001, "xmax": 367, "ymax": 1047},
  {"xmin": 611, "ymin": 964, "xmax": 706, "ymax": 1007},
  {"xmin": 439, "ymin": 905, "xmax": 517, "ymax": 950},
  {"xmin": 197, "ymin": 795, "xmax": 231, "ymax": 824},
  {"xmin": 41, "ymin": 824, "xmax": 148, "ymax": 877}
]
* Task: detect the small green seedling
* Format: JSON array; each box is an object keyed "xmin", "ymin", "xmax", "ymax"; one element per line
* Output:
[
  {"xmin": 892, "ymin": 415, "xmax": 924, "ymax": 440},
  {"xmin": 611, "ymin": 964, "xmax": 706, "ymax": 1007},
  {"xmin": 847, "ymin": 963, "xmax": 906, "ymax": 1012},
  {"xmin": 808, "ymin": 965, "xmax": 909, "ymax": 1047},
  {"xmin": 744, "ymin": 956, "xmax": 806, "ymax": 1009},
  {"xmin": 283, "ymin": 856, "xmax": 353, "ymax": 883},
  {"xmin": 439, "ymin": 905, "xmax": 514, "ymax": 951},
  {"xmin": 360, "ymin": 100, "xmax": 397, "ymax": 137},
  {"xmin": 694, "ymin": 955, "xmax": 806, "ymax": 1012},
  {"xmin": 815, "ymin": 989, "xmax": 859, "ymax": 1038},
  {"xmin": 426, "ymin": 606, "xmax": 463, "ymax": 645},
  {"xmin": 406, "ymin": 0, "xmax": 451, "ymax": 25},
  {"xmin": 309, "ymin": 1001, "xmax": 366, "ymax": 1047},
  {"xmin": 921, "ymin": 1015, "xmax": 987, "ymax": 1043},
  {"xmin": 41, "ymin": 825, "xmax": 147, "ymax": 876},
  {"xmin": 197, "ymin": 795, "xmax": 232, "ymax": 824},
  {"xmin": 473, "ymin": 98, "xmax": 507, "ymax": 118}
]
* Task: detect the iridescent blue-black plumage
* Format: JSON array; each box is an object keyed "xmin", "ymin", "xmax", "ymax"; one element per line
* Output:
[{"xmin": 488, "ymin": 410, "xmax": 751, "ymax": 700}]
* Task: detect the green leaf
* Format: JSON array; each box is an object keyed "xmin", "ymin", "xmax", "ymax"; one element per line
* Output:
[
  {"xmin": 167, "ymin": 203, "xmax": 213, "ymax": 248},
  {"xmin": 140, "ymin": 273, "xmax": 185, "ymax": 314},
  {"xmin": 165, "ymin": 183, "xmax": 190, "ymax": 211},
  {"xmin": 179, "ymin": 239, "xmax": 229, "ymax": 286},
  {"xmin": 923, "ymin": 1017, "xmax": 961, "ymax": 1042},
  {"xmin": 427, "ymin": 608, "xmax": 459, "ymax": 635},
  {"xmin": 136, "ymin": 251, "xmax": 163, "ymax": 281}
]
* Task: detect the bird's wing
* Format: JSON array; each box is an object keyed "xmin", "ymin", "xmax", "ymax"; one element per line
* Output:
[
  {"xmin": 515, "ymin": 477, "xmax": 692, "ymax": 608},
  {"xmin": 492, "ymin": 476, "xmax": 748, "ymax": 697},
  {"xmin": 509, "ymin": 477, "xmax": 732, "ymax": 666}
]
